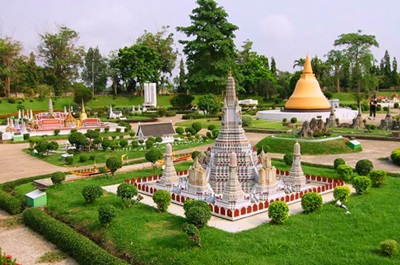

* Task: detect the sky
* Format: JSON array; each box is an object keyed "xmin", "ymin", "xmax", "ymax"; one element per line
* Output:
[{"xmin": 1, "ymin": 0, "xmax": 399, "ymax": 73}]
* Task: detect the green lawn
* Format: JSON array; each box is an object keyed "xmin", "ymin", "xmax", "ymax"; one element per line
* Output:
[
  {"xmin": 13, "ymin": 167, "xmax": 400, "ymax": 265},
  {"xmin": 256, "ymin": 136, "xmax": 360, "ymax": 155},
  {"xmin": 175, "ymin": 118, "xmax": 222, "ymax": 130}
]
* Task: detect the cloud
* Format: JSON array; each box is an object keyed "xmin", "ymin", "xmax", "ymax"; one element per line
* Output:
[{"xmin": 259, "ymin": 14, "xmax": 294, "ymax": 42}]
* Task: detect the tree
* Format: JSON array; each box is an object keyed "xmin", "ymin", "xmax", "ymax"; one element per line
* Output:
[
  {"xmin": 145, "ymin": 149, "xmax": 163, "ymax": 170},
  {"xmin": 82, "ymin": 47, "xmax": 108, "ymax": 95},
  {"xmin": 174, "ymin": 58, "xmax": 187, "ymax": 93},
  {"xmin": 334, "ymin": 30, "xmax": 379, "ymax": 95},
  {"xmin": 191, "ymin": 122, "xmax": 202, "ymax": 134},
  {"xmin": 82, "ymin": 185, "xmax": 103, "ymax": 203},
  {"xmin": 101, "ymin": 139, "xmax": 112, "ymax": 151},
  {"xmin": 117, "ymin": 183, "xmax": 138, "ymax": 207},
  {"xmin": 116, "ymin": 44, "xmax": 160, "ymax": 92},
  {"xmin": 197, "ymin": 94, "xmax": 222, "ymax": 114},
  {"xmin": 182, "ymin": 223, "xmax": 201, "ymax": 247},
  {"xmin": 51, "ymin": 171, "xmax": 66, "ymax": 186},
  {"xmin": 177, "ymin": 0, "xmax": 239, "ymax": 94},
  {"xmin": 293, "ymin": 58, "xmax": 305, "ymax": 70},
  {"xmin": 73, "ymin": 83, "xmax": 93, "ymax": 104},
  {"xmin": 152, "ymin": 190, "xmax": 171, "ymax": 212},
  {"xmin": 106, "ymin": 156, "xmax": 122, "ymax": 178},
  {"xmin": 85, "ymin": 130, "xmax": 100, "ymax": 151},
  {"xmin": 98, "ymin": 205, "xmax": 116, "ymax": 227},
  {"xmin": 37, "ymin": 26, "xmax": 84, "ymax": 95},
  {"xmin": 47, "ymin": 141, "xmax": 59, "ymax": 152},
  {"xmin": 68, "ymin": 132, "xmax": 88, "ymax": 150},
  {"xmin": 34, "ymin": 140, "xmax": 49, "ymax": 155},
  {"xmin": 170, "ymin": 94, "xmax": 194, "ymax": 110},
  {"xmin": 0, "ymin": 37, "xmax": 22, "ymax": 97},
  {"xmin": 326, "ymin": 49, "xmax": 346, "ymax": 92},
  {"xmin": 136, "ymin": 26, "xmax": 178, "ymax": 87}
]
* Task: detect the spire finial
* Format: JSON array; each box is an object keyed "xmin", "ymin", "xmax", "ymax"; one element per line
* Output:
[{"xmin": 228, "ymin": 69, "xmax": 233, "ymax": 77}]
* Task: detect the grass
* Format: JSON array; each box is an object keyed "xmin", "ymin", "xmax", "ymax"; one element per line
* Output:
[
  {"xmin": 37, "ymin": 251, "xmax": 67, "ymax": 263},
  {"xmin": 256, "ymin": 136, "xmax": 360, "ymax": 155},
  {"xmin": 13, "ymin": 167, "xmax": 400, "ymax": 265},
  {"xmin": 175, "ymin": 118, "xmax": 221, "ymax": 130}
]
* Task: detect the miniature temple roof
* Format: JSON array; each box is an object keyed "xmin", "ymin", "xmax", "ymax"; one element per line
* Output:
[
  {"xmin": 284, "ymin": 54, "xmax": 331, "ymax": 111},
  {"xmin": 137, "ymin": 122, "xmax": 175, "ymax": 138},
  {"xmin": 64, "ymin": 109, "xmax": 76, "ymax": 122}
]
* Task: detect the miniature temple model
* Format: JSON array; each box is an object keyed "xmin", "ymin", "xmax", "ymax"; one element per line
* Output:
[
  {"xmin": 285, "ymin": 142, "xmax": 306, "ymax": 191},
  {"xmin": 158, "ymin": 144, "xmax": 179, "ymax": 187}
]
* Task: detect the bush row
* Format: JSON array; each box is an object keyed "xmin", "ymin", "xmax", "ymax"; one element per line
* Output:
[
  {"xmin": 0, "ymin": 172, "xmax": 56, "ymax": 192},
  {"xmin": 0, "ymin": 190, "xmax": 23, "ymax": 215},
  {"xmin": 22, "ymin": 208, "xmax": 128, "ymax": 265}
]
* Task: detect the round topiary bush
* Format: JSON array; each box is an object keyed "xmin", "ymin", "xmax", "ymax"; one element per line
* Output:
[
  {"xmin": 152, "ymin": 190, "xmax": 171, "ymax": 212},
  {"xmin": 355, "ymin": 159, "xmax": 373, "ymax": 176},
  {"xmin": 175, "ymin": 126, "xmax": 184, "ymax": 135},
  {"xmin": 242, "ymin": 115, "xmax": 253, "ymax": 127},
  {"xmin": 390, "ymin": 148, "xmax": 400, "ymax": 166},
  {"xmin": 336, "ymin": 164, "xmax": 354, "ymax": 182},
  {"xmin": 268, "ymin": 201, "xmax": 289, "ymax": 224},
  {"xmin": 79, "ymin": 155, "xmax": 88, "ymax": 162},
  {"xmin": 98, "ymin": 205, "xmax": 116, "ymax": 227},
  {"xmin": 368, "ymin": 170, "xmax": 387, "ymax": 187},
  {"xmin": 82, "ymin": 185, "xmax": 103, "ymax": 203},
  {"xmin": 301, "ymin": 192, "xmax": 323, "ymax": 213},
  {"xmin": 283, "ymin": 153, "xmax": 293, "ymax": 166},
  {"xmin": 334, "ymin": 158, "xmax": 346, "ymax": 170},
  {"xmin": 208, "ymin": 124, "xmax": 216, "ymax": 131},
  {"xmin": 65, "ymin": 156, "xmax": 73, "ymax": 165},
  {"xmin": 51, "ymin": 171, "xmax": 65, "ymax": 185},
  {"xmin": 117, "ymin": 183, "xmax": 138, "ymax": 207},
  {"xmin": 352, "ymin": 176, "xmax": 372, "ymax": 195},
  {"xmin": 185, "ymin": 206, "xmax": 211, "ymax": 228},
  {"xmin": 290, "ymin": 117, "xmax": 297, "ymax": 123},
  {"xmin": 333, "ymin": 186, "xmax": 351, "ymax": 203},
  {"xmin": 380, "ymin": 239, "xmax": 398, "ymax": 257}
]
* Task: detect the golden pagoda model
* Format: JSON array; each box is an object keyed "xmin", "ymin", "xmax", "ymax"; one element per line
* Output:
[
  {"xmin": 79, "ymin": 99, "xmax": 88, "ymax": 121},
  {"xmin": 284, "ymin": 55, "xmax": 331, "ymax": 112}
]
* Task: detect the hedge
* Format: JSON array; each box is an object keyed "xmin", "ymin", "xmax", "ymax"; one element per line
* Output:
[
  {"xmin": 0, "ymin": 190, "xmax": 23, "ymax": 215},
  {"xmin": 23, "ymin": 208, "xmax": 128, "ymax": 265}
]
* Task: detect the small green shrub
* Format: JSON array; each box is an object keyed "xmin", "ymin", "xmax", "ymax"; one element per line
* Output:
[
  {"xmin": 0, "ymin": 190, "xmax": 23, "ymax": 215},
  {"xmin": 104, "ymin": 127, "xmax": 110, "ymax": 133},
  {"xmin": 116, "ymin": 128, "xmax": 121, "ymax": 133},
  {"xmin": 355, "ymin": 159, "xmax": 373, "ymax": 176},
  {"xmin": 98, "ymin": 205, "xmax": 116, "ymax": 227},
  {"xmin": 301, "ymin": 192, "xmax": 323, "ymax": 213},
  {"xmin": 117, "ymin": 183, "xmax": 138, "ymax": 207},
  {"xmin": 54, "ymin": 129, "xmax": 60, "ymax": 136},
  {"xmin": 242, "ymin": 115, "xmax": 253, "ymax": 127},
  {"xmin": 182, "ymin": 222, "xmax": 201, "ymax": 247},
  {"xmin": 283, "ymin": 153, "xmax": 293, "ymax": 166},
  {"xmin": 368, "ymin": 170, "xmax": 387, "ymax": 187},
  {"xmin": 207, "ymin": 124, "xmax": 216, "ymax": 131},
  {"xmin": 290, "ymin": 117, "xmax": 297, "ymax": 123},
  {"xmin": 394, "ymin": 102, "xmax": 399, "ymax": 109},
  {"xmin": 334, "ymin": 158, "xmax": 346, "ymax": 169},
  {"xmin": 152, "ymin": 190, "xmax": 171, "ymax": 212},
  {"xmin": 79, "ymin": 155, "xmax": 88, "ymax": 162},
  {"xmin": 89, "ymin": 154, "xmax": 96, "ymax": 160},
  {"xmin": 333, "ymin": 186, "xmax": 351, "ymax": 203},
  {"xmin": 65, "ymin": 156, "xmax": 73, "ymax": 165},
  {"xmin": 7, "ymin": 98, "xmax": 16, "ymax": 104},
  {"xmin": 268, "ymin": 201, "xmax": 289, "ymax": 224},
  {"xmin": 175, "ymin": 127, "xmax": 184, "ymax": 135},
  {"xmin": 51, "ymin": 171, "xmax": 65, "ymax": 186},
  {"xmin": 380, "ymin": 239, "xmax": 398, "ymax": 257},
  {"xmin": 282, "ymin": 118, "xmax": 288, "ymax": 123},
  {"xmin": 390, "ymin": 148, "xmax": 400, "ymax": 166},
  {"xmin": 23, "ymin": 133, "xmax": 30, "ymax": 140},
  {"xmin": 336, "ymin": 164, "xmax": 354, "ymax": 182},
  {"xmin": 185, "ymin": 206, "xmax": 211, "ymax": 228},
  {"xmin": 352, "ymin": 176, "xmax": 371, "ymax": 194},
  {"xmin": 82, "ymin": 185, "xmax": 103, "ymax": 203}
]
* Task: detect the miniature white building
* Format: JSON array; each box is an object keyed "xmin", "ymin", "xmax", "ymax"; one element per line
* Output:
[
  {"xmin": 238, "ymin": 99, "xmax": 258, "ymax": 106},
  {"xmin": 143, "ymin": 82, "xmax": 157, "ymax": 107}
]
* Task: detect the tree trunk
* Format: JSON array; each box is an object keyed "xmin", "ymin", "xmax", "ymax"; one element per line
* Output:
[{"xmin": 4, "ymin": 76, "xmax": 11, "ymax": 97}]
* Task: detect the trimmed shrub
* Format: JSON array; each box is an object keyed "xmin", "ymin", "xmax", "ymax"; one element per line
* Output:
[
  {"xmin": 352, "ymin": 176, "xmax": 372, "ymax": 194},
  {"xmin": 334, "ymin": 158, "xmax": 346, "ymax": 169},
  {"xmin": 242, "ymin": 115, "xmax": 253, "ymax": 127},
  {"xmin": 155, "ymin": 136, "xmax": 163, "ymax": 143},
  {"xmin": 283, "ymin": 153, "xmax": 293, "ymax": 166},
  {"xmin": 390, "ymin": 148, "xmax": 400, "ymax": 166},
  {"xmin": 89, "ymin": 154, "xmax": 96, "ymax": 161},
  {"xmin": 175, "ymin": 127, "xmax": 184, "ymax": 135},
  {"xmin": 119, "ymin": 139, "xmax": 128, "ymax": 148},
  {"xmin": 54, "ymin": 129, "xmax": 60, "ymax": 136},
  {"xmin": 268, "ymin": 201, "xmax": 289, "ymax": 224},
  {"xmin": 333, "ymin": 186, "xmax": 351, "ymax": 203},
  {"xmin": 301, "ymin": 192, "xmax": 323, "ymax": 213},
  {"xmin": 131, "ymin": 141, "xmax": 139, "ymax": 148},
  {"xmin": 152, "ymin": 190, "xmax": 171, "ymax": 212},
  {"xmin": 185, "ymin": 206, "xmax": 211, "ymax": 228},
  {"xmin": 380, "ymin": 240, "xmax": 398, "ymax": 257},
  {"xmin": 79, "ymin": 155, "xmax": 88, "ymax": 163},
  {"xmin": 207, "ymin": 124, "xmax": 216, "ymax": 131},
  {"xmin": 355, "ymin": 159, "xmax": 373, "ymax": 176},
  {"xmin": 191, "ymin": 122, "xmax": 203, "ymax": 133},
  {"xmin": 23, "ymin": 133, "xmax": 30, "ymax": 140},
  {"xmin": 182, "ymin": 223, "xmax": 201, "ymax": 247},
  {"xmin": 82, "ymin": 185, "xmax": 103, "ymax": 203},
  {"xmin": 65, "ymin": 156, "xmax": 73, "ymax": 165},
  {"xmin": 368, "ymin": 170, "xmax": 387, "ymax": 187},
  {"xmin": 104, "ymin": 127, "xmax": 110, "ymax": 133},
  {"xmin": 116, "ymin": 128, "xmax": 121, "ymax": 133},
  {"xmin": 290, "ymin": 117, "xmax": 297, "ymax": 123},
  {"xmin": 336, "ymin": 164, "xmax": 353, "ymax": 182},
  {"xmin": 22, "ymin": 208, "xmax": 127, "ymax": 265},
  {"xmin": 98, "ymin": 205, "xmax": 116, "ymax": 227},
  {"xmin": 192, "ymin": 151, "xmax": 200, "ymax": 160},
  {"xmin": 0, "ymin": 190, "xmax": 23, "ymax": 215},
  {"xmin": 51, "ymin": 171, "xmax": 65, "ymax": 186},
  {"xmin": 117, "ymin": 183, "xmax": 138, "ymax": 207}
]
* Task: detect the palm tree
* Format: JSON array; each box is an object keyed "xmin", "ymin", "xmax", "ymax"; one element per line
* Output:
[{"xmin": 293, "ymin": 58, "xmax": 305, "ymax": 70}]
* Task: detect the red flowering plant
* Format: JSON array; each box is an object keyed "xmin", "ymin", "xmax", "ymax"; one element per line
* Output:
[{"xmin": 0, "ymin": 248, "xmax": 20, "ymax": 265}]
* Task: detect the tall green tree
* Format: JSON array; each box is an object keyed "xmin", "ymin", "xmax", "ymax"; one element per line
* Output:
[
  {"xmin": 14, "ymin": 52, "xmax": 44, "ymax": 95},
  {"xmin": 82, "ymin": 47, "xmax": 108, "ymax": 95},
  {"xmin": 334, "ymin": 30, "xmax": 379, "ymax": 95},
  {"xmin": 174, "ymin": 58, "xmax": 187, "ymax": 93},
  {"xmin": 136, "ymin": 26, "xmax": 178, "ymax": 88},
  {"xmin": 177, "ymin": 0, "xmax": 239, "ymax": 94},
  {"xmin": 326, "ymin": 49, "xmax": 346, "ymax": 92},
  {"xmin": 37, "ymin": 26, "xmax": 84, "ymax": 95},
  {"xmin": 392, "ymin": 57, "xmax": 400, "ymax": 88},
  {"xmin": 117, "ymin": 44, "xmax": 160, "ymax": 92},
  {"xmin": 0, "ymin": 37, "xmax": 22, "ymax": 97}
]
